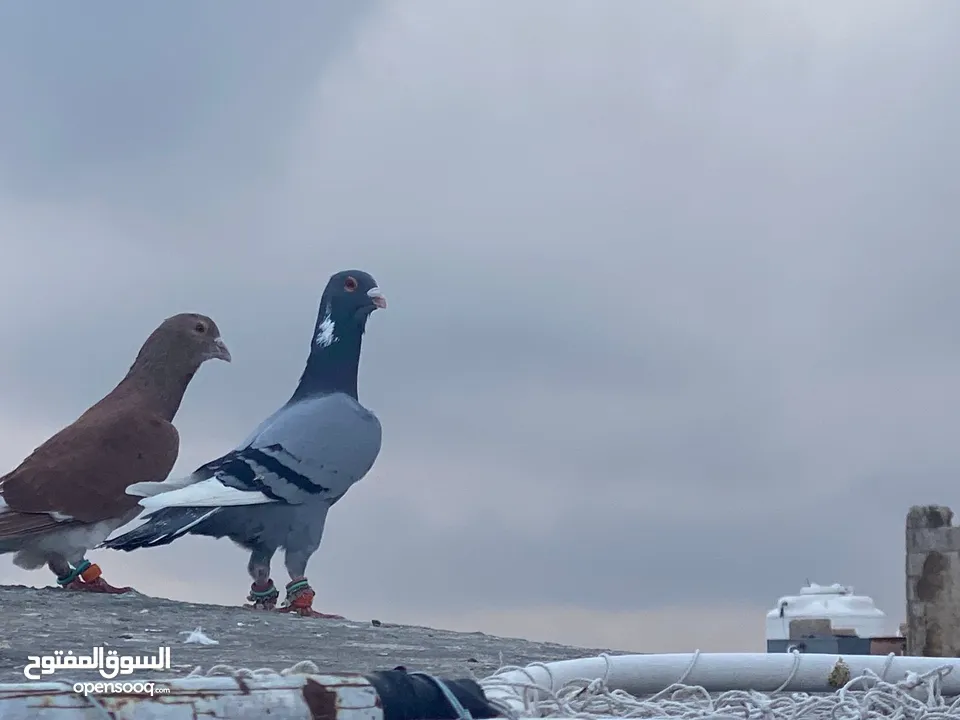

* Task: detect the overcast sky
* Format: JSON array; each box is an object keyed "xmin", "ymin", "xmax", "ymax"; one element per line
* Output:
[{"xmin": 1, "ymin": 0, "xmax": 958, "ymax": 654}]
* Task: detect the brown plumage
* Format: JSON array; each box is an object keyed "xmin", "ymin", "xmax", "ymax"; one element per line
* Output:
[{"xmin": 0, "ymin": 312, "xmax": 231, "ymax": 593}]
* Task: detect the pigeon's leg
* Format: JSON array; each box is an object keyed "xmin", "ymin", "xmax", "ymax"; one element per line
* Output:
[
  {"xmin": 55, "ymin": 557, "xmax": 131, "ymax": 594},
  {"xmin": 49, "ymin": 555, "xmax": 79, "ymax": 588},
  {"xmin": 244, "ymin": 547, "xmax": 279, "ymax": 610},
  {"xmin": 277, "ymin": 548, "xmax": 344, "ymax": 619}
]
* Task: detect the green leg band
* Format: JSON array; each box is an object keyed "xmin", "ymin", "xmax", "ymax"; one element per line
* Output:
[
  {"xmin": 57, "ymin": 559, "xmax": 91, "ymax": 586},
  {"xmin": 248, "ymin": 580, "xmax": 279, "ymax": 601},
  {"xmin": 285, "ymin": 579, "xmax": 310, "ymax": 598}
]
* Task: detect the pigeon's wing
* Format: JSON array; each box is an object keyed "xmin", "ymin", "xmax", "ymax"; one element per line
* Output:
[
  {"xmin": 139, "ymin": 393, "xmax": 382, "ymax": 511},
  {"xmin": 126, "ymin": 406, "xmax": 287, "ymax": 498},
  {"xmin": 0, "ymin": 406, "xmax": 180, "ymax": 528}
]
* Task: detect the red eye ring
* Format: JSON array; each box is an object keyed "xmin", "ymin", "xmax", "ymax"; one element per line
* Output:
[{"xmin": 344, "ymin": 276, "xmax": 358, "ymax": 292}]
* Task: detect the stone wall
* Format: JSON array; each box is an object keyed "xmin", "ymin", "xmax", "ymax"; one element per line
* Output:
[{"xmin": 906, "ymin": 505, "xmax": 960, "ymax": 656}]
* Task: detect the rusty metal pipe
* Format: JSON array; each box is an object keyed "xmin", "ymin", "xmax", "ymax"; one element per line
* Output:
[{"xmin": 0, "ymin": 670, "xmax": 500, "ymax": 719}]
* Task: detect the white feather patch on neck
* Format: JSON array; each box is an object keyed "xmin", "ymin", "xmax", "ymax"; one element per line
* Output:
[{"xmin": 314, "ymin": 308, "xmax": 337, "ymax": 348}]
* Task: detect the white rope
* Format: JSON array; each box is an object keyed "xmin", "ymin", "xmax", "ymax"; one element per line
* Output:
[
  {"xmin": 184, "ymin": 659, "xmax": 323, "ymax": 679},
  {"xmin": 181, "ymin": 655, "xmax": 960, "ymax": 719},
  {"xmin": 478, "ymin": 653, "xmax": 960, "ymax": 720}
]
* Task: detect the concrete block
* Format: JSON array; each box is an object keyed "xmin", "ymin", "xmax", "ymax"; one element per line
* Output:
[
  {"xmin": 907, "ymin": 552, "xmax": 928, "ymax": 578},
  {"xmin": 906, "ymin": 506, "xmax": 960, "ymax": 656},
  {"xmin": 907, "ymin": 505, "xmax": 955, "ymax": 530},
  {"xmin": 907, "ymin": 528, "xmax": 960, "ymax": 553}
]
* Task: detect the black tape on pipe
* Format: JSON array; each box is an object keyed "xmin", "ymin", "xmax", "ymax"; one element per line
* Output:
[{"xmin": 364, "ymin": 668, "xmax": 502, "ymax": 720}]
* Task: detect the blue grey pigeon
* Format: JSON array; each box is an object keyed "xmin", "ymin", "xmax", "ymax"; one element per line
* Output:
[{"xmin": 100, "ymin": 270, "xmax": 386, "ymax": 618}]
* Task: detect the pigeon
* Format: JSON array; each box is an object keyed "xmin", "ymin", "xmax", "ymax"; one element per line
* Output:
[
  {"xmin": 0, "ymin": 313, "xmax": 232, "ymax": 593},
  {"xmin": 101, "ymin": 270, "xmax": 386, "ymax": 618}
]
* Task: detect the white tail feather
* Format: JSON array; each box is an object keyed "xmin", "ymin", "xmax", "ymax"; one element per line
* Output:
[
  {"xmin": 126, "ymin": 474, "xmax": 199, "ymax": 497},
  {"xmin": 138, "ymin": 478, "xmax": 277, "ymax": 510}
]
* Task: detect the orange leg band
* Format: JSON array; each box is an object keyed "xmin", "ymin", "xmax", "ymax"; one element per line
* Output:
[
  {"xmin": 289, "ymin": 588, "xmax": 316, "ymax": 608},
  {"xmin": 80, "ymin": 563, "xmax": 103, "ymax": 583}
]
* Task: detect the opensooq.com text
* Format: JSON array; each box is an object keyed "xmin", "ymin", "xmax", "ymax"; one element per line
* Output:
[{"xmin": 73, "ymin": 681, "xmax": 168, "ymax": 697}]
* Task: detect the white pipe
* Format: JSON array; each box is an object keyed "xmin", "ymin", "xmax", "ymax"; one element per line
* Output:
[{"xmin": 481, "ymin": 652, "xmax": 960, "ymax": 713}]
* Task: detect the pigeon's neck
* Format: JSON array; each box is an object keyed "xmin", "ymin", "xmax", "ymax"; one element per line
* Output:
[
  {"xmin": 291, "ymin": 309, "xmax": 364, "ymax": 402},
  {"xmin": 118, "ymin": 356, "xmax": 198, "ymax": 420}
]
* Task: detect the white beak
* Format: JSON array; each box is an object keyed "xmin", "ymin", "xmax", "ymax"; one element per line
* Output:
[{"xmin": 367, "ymin": 287, "xmax": 387, "ymax": 309}]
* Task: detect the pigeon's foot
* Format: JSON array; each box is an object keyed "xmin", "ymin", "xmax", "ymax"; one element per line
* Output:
[
  {"xmin": 244, "ymin": 579, "xmax": 279, "ymax": 610},
  {"xmin": 67, "ymin": 577, "xmax": 133, "ymax": 594},
  {"xmin": 58, "ymin": 562, "xmax": 132, "ymax": 593},
  {"xmin": 243, "ymin": 601, "xmax": 277, "ymax": 611},
  {"xmin": 277, "ymin": 579, "xmax": 344, "ymax": 619}
]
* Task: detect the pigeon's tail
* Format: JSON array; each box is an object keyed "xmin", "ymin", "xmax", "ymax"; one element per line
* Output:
[
  {"xmin": 100, "ymin": 507, "xmax": 221, "ymax": 551},
  {"xmin": 125, "ymin": 473, "xmax": 197, "ymax": 498}
]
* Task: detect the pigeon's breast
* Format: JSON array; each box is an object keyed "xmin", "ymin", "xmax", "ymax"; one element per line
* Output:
[
  {"xmin": 254, "ymin": 392, "xmax": 382, "ymax": 502},
  {"xmin": 307, "ymin": 396, "xmax": 382, "ymax": 478}
]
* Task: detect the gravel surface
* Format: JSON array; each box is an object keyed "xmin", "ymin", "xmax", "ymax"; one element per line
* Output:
[{"xmin": 0, "ymin": 584, "xmax": 629, "ymax": 685}]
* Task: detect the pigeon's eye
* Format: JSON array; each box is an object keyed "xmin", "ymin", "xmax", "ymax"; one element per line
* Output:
[
  {"xmin": 194, "ymin": 322, "xmax": 207, "ymax": 334},
  {"xmin": 344, "ymin": 276, "xmax": 358, "ymax": 292}
]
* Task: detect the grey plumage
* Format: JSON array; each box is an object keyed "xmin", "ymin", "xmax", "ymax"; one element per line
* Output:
[
  {"xmin": 106, "ymin": 394, "xmax": 381, "ymax": 548},
  {"xmin": 101, "ymin": 270, "xmax": 386, "ymax": 616}
]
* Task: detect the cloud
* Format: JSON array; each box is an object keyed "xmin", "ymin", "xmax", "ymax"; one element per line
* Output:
[{"xmin": 2, "ymin": 0, "xmax": 959, "ymax": 652}]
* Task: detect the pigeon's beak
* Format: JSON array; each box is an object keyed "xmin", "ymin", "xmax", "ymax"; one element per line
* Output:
[
  {"xmin": 212, "ymin": 336, "xmax": 232, "ymax": 363},
  {"xmin": 367, "ymin": 287, "xmax": 387, "ymax": 310}
]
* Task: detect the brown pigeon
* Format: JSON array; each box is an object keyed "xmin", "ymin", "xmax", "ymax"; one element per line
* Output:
[{"xmin": 0, "ymin": 312, "xmax": 232, "ymax": 593}]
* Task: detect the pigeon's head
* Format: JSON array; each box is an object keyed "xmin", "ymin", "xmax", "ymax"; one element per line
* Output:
[
  {"xmin": 299, "ymin": 271, "xmax": 385, "ymax": 397},
  {"xmin": 315, "ymin": 270, "xmax": 386, "ymax": 341},
  {"xmin": 153, "ymin": 313, "xmax": 233, "ymax": 366}
]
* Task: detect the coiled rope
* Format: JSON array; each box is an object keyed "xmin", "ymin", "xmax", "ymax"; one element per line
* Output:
[
  {"xmin": 478, "ymin": 652, "xmax": 960, "ymax": 719},
  {"xmin": 181, "ymin": 653, "xmax": 960, "ymax": 719}
]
